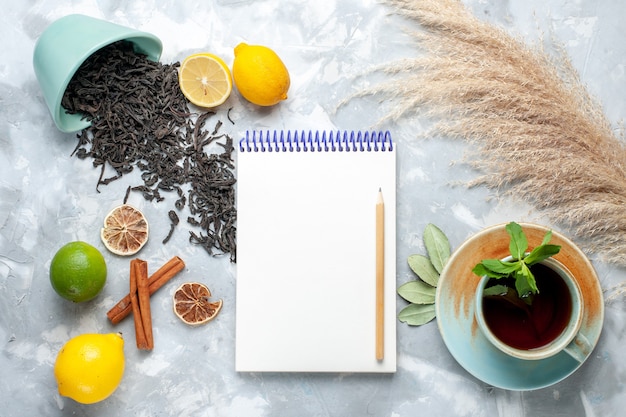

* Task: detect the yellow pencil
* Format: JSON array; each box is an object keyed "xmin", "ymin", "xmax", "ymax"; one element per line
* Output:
[{"xmin": 376, "ymin": 188, "xmax": 384, "ymax": 361}]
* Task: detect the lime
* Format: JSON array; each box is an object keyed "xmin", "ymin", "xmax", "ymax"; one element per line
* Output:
[
  {"xmin": 49, "ymin": 241, "xmax": 107, "ymax": 302},
  {"xmin": 54, "ymin": 332, "xmax": 125, "ymax": 404}
]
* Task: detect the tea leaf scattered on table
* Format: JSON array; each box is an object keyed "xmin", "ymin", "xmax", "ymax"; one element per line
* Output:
[
  {"xmin": 63, "ymin": 41, "xmax": 237, "ymax": 261},
  {"xmin": 423, "ymin": 223, "xmax": 450, "ymax": 273},
  {"xmin": 398, "ymin": 281, "xmax": 436, "ymax": 304},
  {"xmin": 398, "ymin": 303, "xmax": 436, "ymax": 326},
  {"xmin": 407, "ymin": 254, "xmax": 439, "ymax": 287}
]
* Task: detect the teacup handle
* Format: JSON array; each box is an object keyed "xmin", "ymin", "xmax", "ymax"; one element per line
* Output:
[{"xmin": 563, "ymin": 332, "xmax": 592, "ymax": 363}]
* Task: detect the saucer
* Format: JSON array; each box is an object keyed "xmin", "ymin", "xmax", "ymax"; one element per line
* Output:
[{"xmin": 435, "ymin": 223, "xmax": 604, "ymax": 390}]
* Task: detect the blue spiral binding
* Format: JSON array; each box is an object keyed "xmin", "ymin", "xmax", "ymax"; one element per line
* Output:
[{"xmin": 238, "ymin": 130, "xmax": 393, "ymax": 153}]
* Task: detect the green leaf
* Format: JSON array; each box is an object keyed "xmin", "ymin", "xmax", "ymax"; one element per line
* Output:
[
  {"xmin": 398, "ymin": 303, "xmax": 436, "ymax": 326},
  {"xmin": 506, "ymin": 222, "xmax": 527, "ymax": 260},
  {"xmin": 483, "ymin": 286, "xmax": 531, "ymax": 311},
  {"xmin": 472, "ymin": 259, "xmax": 518, "ymax": 279},
  {"xmin": 515, "ymin": 263, "xmax": 537, "ymax": 296},
  {"xmin": 540, "ymin": 230, "xmax": 553, "ymax": 246},
  {"xmin": 482, "ymin": 284, "xmax": 510, "ymax": 297},
  {"xmin": 473, "ymin": 222, "xmax": 561, "ymax": 305},
  {"xmin": 478, "ymin": 259, "xmax": 521, "ymax": 275},
  {"xmin": 397, "ymin": 281, "xmax": 436, "ymax": 304},
  {"xmin": 472, "ymin": 263, "xmax": 495, "ymax": 278},
  {"xmin": 524, "ymin": 244, "xmax": 561, "ymax": 266},
  {"xmin": 423, "ymin": 223, "xmax": 450, "ymax": 274},
  {"xmin": 407, "ymin": 254, "xmax": 439, "ymax": 287}
]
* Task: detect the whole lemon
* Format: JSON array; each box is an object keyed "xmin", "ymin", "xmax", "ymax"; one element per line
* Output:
[
  {"xmin": 232, "ymin": 43, "xmax": 290, "ymax": 106},
  {"xmin": 54, "ymin": 333, "xmax": 125, "ymax": 404},
  {"xmin": 50, "ymin": 241, "xmax": 107, "ymax": 302}
]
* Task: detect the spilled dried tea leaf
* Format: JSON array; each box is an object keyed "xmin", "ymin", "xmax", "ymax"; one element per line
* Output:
[{"xmin": 64, "ymin": 41, "xmax": 237, "ymax": 261}]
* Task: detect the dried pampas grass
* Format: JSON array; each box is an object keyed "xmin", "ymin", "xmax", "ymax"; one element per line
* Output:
[{"xmin": 366, "ymin": 0, "xmax": 626, "ymax": 265}]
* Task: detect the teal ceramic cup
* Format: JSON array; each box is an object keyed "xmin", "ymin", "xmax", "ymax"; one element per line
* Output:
[{"xmin": 33, "ymin": 14, "xmax": 163, "ymax": 133}]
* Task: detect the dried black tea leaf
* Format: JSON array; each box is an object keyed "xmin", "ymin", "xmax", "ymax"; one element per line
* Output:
[{"xmin": 64, "ymin": 41, "xmax": 237, "ymax": 261}]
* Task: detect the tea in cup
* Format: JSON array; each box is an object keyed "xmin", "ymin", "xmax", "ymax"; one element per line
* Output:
[{"xmin": 475, "ymin": 257, "xmax": 591, "ymax": 362}]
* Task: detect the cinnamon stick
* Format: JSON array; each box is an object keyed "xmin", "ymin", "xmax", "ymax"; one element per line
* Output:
[
  {"xmin": 129, "ymin": 260, "xmax": 148, "ymax": 350},
  {"xmin": 107, "ymin": 256, "xmax": 185, "ymax": 324},
  {"xmin": 135, "ymin": 259, "xmax": 153, "ymax": 350}
]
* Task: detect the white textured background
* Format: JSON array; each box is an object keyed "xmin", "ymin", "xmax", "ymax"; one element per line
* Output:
[{"xmin": 1, "ymin": 0, "xmax": 625, "ymax": 415}]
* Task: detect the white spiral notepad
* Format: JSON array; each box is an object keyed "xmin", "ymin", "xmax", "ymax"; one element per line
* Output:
[{"xmin": 236, "ymin": 130, "xmax": 396, "ymax": 373}]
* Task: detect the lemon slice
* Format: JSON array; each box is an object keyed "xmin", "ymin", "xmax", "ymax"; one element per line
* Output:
[
  {"xmin": 100, "ymin": 204, "xmax": 149, "ymax": 256},
  {"xmin": 173, "ymin": 282, "xmax": 223, "ymax": 326},
  {"xmin": 178, "ymin": 53, "xmax": 232, "ymax": 108}
]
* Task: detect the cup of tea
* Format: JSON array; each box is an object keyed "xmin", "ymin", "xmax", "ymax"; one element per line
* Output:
[
  {"xmin": 33, "ymin": 14, "xmax": 162, "ymax": 133},
  {"xmin": 474, "ymin": 257, "xmax": 592, "ymax": 362}
]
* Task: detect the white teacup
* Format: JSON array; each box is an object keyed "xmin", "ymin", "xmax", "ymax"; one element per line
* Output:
[{"xmin": 475, "ymin": 257, "xmax": 592, "ymax": 362}]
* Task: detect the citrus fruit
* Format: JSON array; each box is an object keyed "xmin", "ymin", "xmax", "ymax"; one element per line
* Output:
[
  {"xmin": 49, "ymin": 241, "xmax": 107, "ymax": 302},
  {"xmin": 100, "ymin": 204, "xmax": 149, "ymax": 256},
  {"xmin": 232, "ymin": 43, "xmax": 290, "ymax": 106},
  {"xmin": 54, "ymin": 333, "xmax": 125, "ymax": 404},
  {"xmin": 178, "ymin": 53, "xmax": 232, "ymax": 108},
  {"xmin": 173, "ymin": 282, "xmax": 223, "ymax": 326}
]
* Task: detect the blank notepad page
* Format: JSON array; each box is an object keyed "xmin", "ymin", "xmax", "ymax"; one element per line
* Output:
[{"xmin": 235, "ymin": 131, "xmax": 396, "ymax": 373}]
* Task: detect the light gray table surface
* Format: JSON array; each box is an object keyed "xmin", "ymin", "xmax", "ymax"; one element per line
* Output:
[{"xmin": 1, "ymin": 0, "xmax": 625, "ymax": 415}]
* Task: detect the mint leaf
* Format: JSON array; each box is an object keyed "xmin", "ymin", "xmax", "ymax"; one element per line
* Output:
[
  {"xmin": 515, "ymin": 263, "xmax": 537, "ymax": 296},
  {"xmin": 541, "ymin": 230, "xmax": 553, "ymax": 246},
  {"xmin": 524, "ymin": 243, "xmax": 561, "ymax": 266},
  {"xmin": 473, "ymin": 222, "xmax": 560, "ymax": 305},
  {"xmin": 472, "ymin": 259, "xmax": 509, "ymax": 278},
  {"xmin": 482, "ymin": 284, "xmax": 510, "ymax": 297},
  {"xmin": 506, "ymin": 222, "xmax": 528, "ymax": 260},
  {"xmin": 479, "ymin": 259, "xmax": 520, "ymax": 274},
  {"xmin": 472, "ymin": 263, "xmax": 508, "ymax": 278},
  {"xmin": 483, "ymin": 286, "xmax": 531, "ymax": 312}
]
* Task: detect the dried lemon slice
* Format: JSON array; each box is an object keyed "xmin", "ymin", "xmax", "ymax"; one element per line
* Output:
[
  {"xmin": 178, "ymin": 53, "xmax": 232, "ymax": 108},
  {"xmin": 100, "ymin": 204, "xmax": 149, "ymax": 256},
  {"xmin": 173, "ymin": 282, "xmax": 223, "ymax": 326}
]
